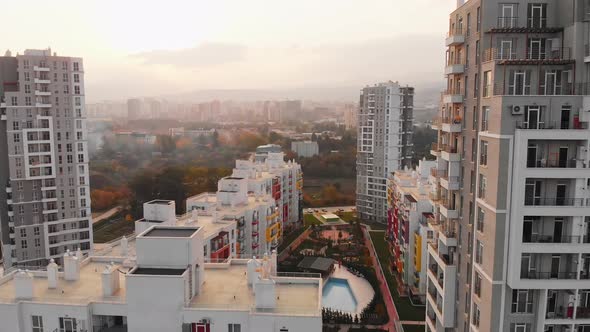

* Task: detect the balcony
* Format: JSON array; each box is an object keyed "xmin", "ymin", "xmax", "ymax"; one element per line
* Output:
[
  {"xmin": 439, "ymin": 116, "xmax": 462, "ymax": 133},
  {"xmin": 442, "ymin": 89, "xmax": 464, "ymax": 104},
  {"xmin": 523, "ymin": 234, "xmax": 589, "ymax": 245},
  {"xmin": 527, "ymin": 158, "xmax": 587, "ymax": 171},
  {"xmin": 440, "ymin": 144, "xmax": 461, "ymax": 162},
  {"xmin": 516, "ymin": 121, "xmax": 588, "ymax": 131},
  {"xmin": 444, "ymin": 63, "xmax": 465, "ymax": 75},
  {"xmin": 483, "ymin": 47, "xmax": 573, "ymax": 64},
  {"xmin": 33, "ymin": 66, "xmax": 50, "ymax": 72},
  {"xmin": 430, "ymin": 143, "xmax": 441, "ymax": 157},
  {"xmin": 34, "ymin": 90, "xmax": 51, "ymax": 96},
  {"xmin": 440, "ymin": 175, "xmax": 460, "ymax": 191},
  {"xmin": 524, "ymin": 197, "xmax": 589, "ymax": 207},
  {"xmin": 35, "ymin": 102, "xmax": 52, "ymax": 108},
  {"xmin": 493, "ymin": 82, "xmax": 590, "ymax": 97},
  {"xmin": 34, "ymin": 78, "xmax": 51, "ymax": 84},
  {"xmin": 522, "ymin": 271, "xmax": 577, "ymax": 280},
  {"xmin": 445, "ymin": 29, "xmax": 465, "ymax": 46},
  {"xmin": 489, "ymin": 16, "xmax": 564, "ymax": 33},
  {"xmin": 440, "ymin": 199, "xmax": 459, "ymax": 219}
]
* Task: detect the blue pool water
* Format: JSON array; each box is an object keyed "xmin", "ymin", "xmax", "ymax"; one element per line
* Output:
[{"xmin": 322, "ymin": 278, "xmax": 358, "ymax": 313}]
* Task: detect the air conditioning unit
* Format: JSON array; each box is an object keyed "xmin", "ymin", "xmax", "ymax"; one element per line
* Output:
[{"xmin": 510, "ymin": 105, "xmax": 523, "ymax": 115}]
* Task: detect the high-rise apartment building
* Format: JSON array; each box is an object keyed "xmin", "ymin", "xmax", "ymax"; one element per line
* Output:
[
  {"xmin": 356, "ymin": 81, "xmax": 414, "ymax": 223},
  {"xmin": 0, "ymin": 49, "xmax": 92, "ymax": 268},
  {"xmin": 426, "ymin": 1, "xmax": 590, "ymax": 331},
  {"xmin": 126, "ymin": 98, "xmax": 141, "ymax": 120}
]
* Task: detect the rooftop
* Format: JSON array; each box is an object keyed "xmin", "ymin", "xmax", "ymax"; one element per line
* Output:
[
  {"xmin": 189, "ymin": 262, "xmax": 320, "ymax": 315},
  {"xmin": 142, "ymin": 227, "xmax": 198, "ymax": 238},
  {"xmin": 131, "ymin": 267, "xmax": 186, "ymax": 276},
  {"xmin": 0, "ymin": 261, "xmax": 126, "ymax": 304}
]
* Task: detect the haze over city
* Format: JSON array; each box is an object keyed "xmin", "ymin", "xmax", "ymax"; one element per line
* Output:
[{"xmin": 3, "ymin": 0, "xmax": 455, "ymax": 101}]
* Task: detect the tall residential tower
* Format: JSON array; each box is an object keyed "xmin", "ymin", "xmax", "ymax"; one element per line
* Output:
[
  {"xmin": 426, "ymin": 1, "xmax": 590, "ymax": 331},
  {"xmin": 0, "ymin": 49, "xmax": 92, "ymax": 268},
  {"xmin": 356, "ymin": 81, "xmax": 414, "ymax": 223}
]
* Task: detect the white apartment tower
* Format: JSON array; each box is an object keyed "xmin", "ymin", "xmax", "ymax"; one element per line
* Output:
[
  {"xmin": 0, "ymin": 49, "xmax": 92, "ymax": 268},
  {"xmin": 426, "ymin": 1, "xmax": 590, "ymax": 332},
  {"xmin": 356, "ymin": 81, "xmax": 414, "ymax": 223}
]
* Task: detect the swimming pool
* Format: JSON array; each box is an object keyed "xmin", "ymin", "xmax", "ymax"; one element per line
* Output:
[{"xmin": 322, "ymin": 277, "xmax": 358, "ymax": 313}]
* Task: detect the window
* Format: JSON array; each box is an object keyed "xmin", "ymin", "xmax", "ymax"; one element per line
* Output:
[
  {"xmin": 474, "ymin": 273, "xmax": 482, "ymax": 297},
  {"xmin": 477, "ymin": 174, "xmax": 488, "ymax": 199},
  {"xmin": 477, "ymin": 207, "xmax": 485, "ymax": 232},
  {"xmin": 472, "ymin": 303, "xmax": 480, "ymax": 327},
  {"xmin": 527, "ymin": 3, "xmax": 547, "ymax": 29},
  {"xmin": 32, "ymin": 315, "xmax": 44, "ymax": 332},
  {"xmin": 24, "ymin": 72, "xmax": 30, "ymax": 81},
  {"xmin": 481, "ymin": 106, "xmax": 489, "ymax": 131},
  {"xmin": 20, "ymin": 228, "xmax": 26, "ymax": 237},
  {"xmin": 483, "ymin": 70, "xmax": 492, "ymax": 97},
  {"xmin": 475, "ymin": 240, "xmax": 483, "ymax": 264},
  {"xmin": 34, "ymin": 238, "xmax": 41, "ymax": 247},
  {"xmin": 34, "ymin": 227, "xmax": 40, "ymax": 235},
  {"xmin": 511, "ymin": 290, "xmax": 534, "ymax": 313},
  {"xmin": 476, "ymin": 7, "xmax": 481, "ymax": 31},
  {"xmin": 74, "ymin": 74, "xmax": 79, "ymax": 83},
  {"xmin": 471, "ymin": 138, "xmax": 477, "ymax": 161},
  {"xmin": 480, "ymin": 141, "xmax": 488, "ymax": 165},
  {"xmin": 228, "ymin": 324, "xmax": 241, "ymax": 332},
  {"xmin": 74, "ymin": 86, "xmax": 80, "ymax": 95},
  {"xmin": 466, "ymin": 13, "xmax": 471, "ymax": 36},
  {"xmin": 511, "ymin": 323, "xmax": 531, "ymax": 332},
  {"xmin": 64, "ymin": 85, "xmax": 69, "ymax": 94},
  {"xmin": 21, "ymin": 239, "xmax": 28, "ymax": 249},
  {"xmin": 58, "ymin": 317, "xmax": 77, "ymax": 332},
  {"xmin": 73, "ymin": 62, "xmax": 80, "ymax": 71},
  {"xmin": 24, "ymin": 84, "xmax": 31, "ymax": 94}
]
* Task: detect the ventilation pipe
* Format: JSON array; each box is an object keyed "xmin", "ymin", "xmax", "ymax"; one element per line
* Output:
[
  {"xmin": 64, "ymin": 250, "xmax": 80, "ymax": 281},
  {"xmin": 47, "ymin": 259, "xmax": 59, "ymax": 289},
  {"xmin": 101, "ymin": 262, "xmax": 120, "ymax": 297},
  {"xmin": 14, "ymin": 270, "xmax": 34, "ymax": 299}
]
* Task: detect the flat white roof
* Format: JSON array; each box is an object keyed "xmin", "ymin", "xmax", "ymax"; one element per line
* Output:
[{"xmin": 322, "ymin": 213, "xmax": 340, "ymax": 220}]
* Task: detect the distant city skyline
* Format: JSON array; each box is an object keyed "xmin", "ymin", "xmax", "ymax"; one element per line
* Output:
[{"xmin": 2, "ymin": 0, "xmax": 455, "ymax": 101}]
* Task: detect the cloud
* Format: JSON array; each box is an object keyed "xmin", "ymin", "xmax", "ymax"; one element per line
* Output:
[{"xmin": 131, "ymin": 42, "xmax": 248, "ymax": 67}]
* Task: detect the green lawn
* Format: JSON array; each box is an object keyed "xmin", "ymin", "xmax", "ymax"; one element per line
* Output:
[
  {"xmin": 304, "ymin": 213, "xmax": 323, "ymax": 227},
  {"xmin": 93, "ymin": 213, "xmax": 134, "ymax": 243},
  {"xmin": 339, "ymin": 211, "xmax": 356, "ymax": 222},
  {"xmin": 369, "ymin": 231, "xmax": 426, "ymax": 321}
]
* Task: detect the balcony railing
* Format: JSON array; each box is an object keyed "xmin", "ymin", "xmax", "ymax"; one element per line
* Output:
[
  {"xmin": 430, "ymin": 168, "xmax": 447, "ymax": 177},
  {"xmin": 447, "ymin": 27, "xmax": 463, "ymax": 38},
  {"xmin": 522, "ymin": 234, "xmax": 585, "ymax": 244},
  {"xmin": 493, "ymin": 82, "xmax": 590, "ymax": 97},
  {"xmin": 443, "ymin": 88, "xmax": 464, "ymax": 96},
  {"xmin": 440, "ymin": 116, "xmax": 462, "ymax": 125},
  {"xmin": 515, "ymin": 121, "xmax": 583, "ymax": 130},
  {"xmin": 521, "ymin": 271, "xmax": 578, "ymax": 279},
  {"xmin": 526, "ymin": 159, "xmax": 583, "ymax": 169},
  {"xmin": 483, "ymin": 47, "xmax": 572, "ymax": 62},
  {"xmin": 440, "ymin": 144, "xmax": 458, "ymax": 154},
  {"xmin": 496, "ymin": 16, "xmax": 519, "ymax": 28},
  {"xmin": 577, "ymin": 307, "xmax": 590, "ymax": 319},
  {"xmin": 524, "ymin": 197, "xmax": 589, "ymax": 207},
  {"xmin": 431, "ymin": 143, "xmax": 441, "ymax": 152}
]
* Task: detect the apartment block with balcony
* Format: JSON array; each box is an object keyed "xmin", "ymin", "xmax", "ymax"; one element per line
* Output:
[
  {"xmin": 429, "ymin": 1, "xmax": 590, "ymax": 331},
  {"xmin": 0, "ymin": 49, "xmax": 92, "ymax": 269},
  {"xmin": 0, "ymin": 226, "xmax": 321, "ymax": 332},
  {"xmin": 357, "ymin": 81, "xmax": 414, "ymax": 224},
  {"xmin": 386, "ymin": 159, "xmax": 437, "ymax": 304}
]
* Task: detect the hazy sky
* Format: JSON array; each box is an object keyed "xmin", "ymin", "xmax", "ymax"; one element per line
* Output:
[{"xmin": 3, "ymin": 0, "xmax": 456, "ymax": 101}]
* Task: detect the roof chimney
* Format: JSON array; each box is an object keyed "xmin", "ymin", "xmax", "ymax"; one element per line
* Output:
[
  {"xmin": 101, "ymin": 263, "xmax": 120, "ymax": 297},
  {"xmin": 14, "ymin": 270, "xmax": 34, "ymax": 299},
  {"xmin": 76, "ymin": 247, "xmax": 83, "ymax": 261},
  {"xmin": 63, "ymin": 250, "xmax": 80, "ymax": 281},
  {"xmin": 47, "ymin": 259, "xmax": 59, "ymax": 289},
  {"xmin": 120, "ymin": 236, "xmax": 129, "ymax": 257},
  {"xmin": 254, "ymin": 255, "xmax": 276, "ymax": 309}
]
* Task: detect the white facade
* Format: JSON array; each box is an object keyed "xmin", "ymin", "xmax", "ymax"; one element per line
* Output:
[
  {"xmin": 0, "ymin": 226, "xmax": 322, "ymax": 332},
  {"xmin": 291, "ymin": 141, "xmax": 319, "ymax": 158},
  {"xmin": 356, "ymin": 82, "xmax": 414, "ymax": 223}
]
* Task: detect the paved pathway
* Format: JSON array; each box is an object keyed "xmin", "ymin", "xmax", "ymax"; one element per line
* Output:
[
  {"xmin": 92, "ymin": 206, "xmax": 122, "ymax": 224},
  {"xmin": 363, "ymin": 226, "xmax": 399, "ymax": 332}
]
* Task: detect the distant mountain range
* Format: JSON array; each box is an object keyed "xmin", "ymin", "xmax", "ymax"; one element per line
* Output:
[{"xmin": 164, "ymin": 82, "xmax": 445, "ymax": 107}]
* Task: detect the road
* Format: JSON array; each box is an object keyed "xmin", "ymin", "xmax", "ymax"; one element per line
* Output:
[{"xmin": 92, "ymin": 206, "xmax": 122, "ymax": 224}]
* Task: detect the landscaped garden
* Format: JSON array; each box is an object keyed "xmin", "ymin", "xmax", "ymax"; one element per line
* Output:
[
  {"xmin": 278, "ymin": 222, "xmax": 389, "ymax": 326},
  {"xmin": 369, "ymin": 230, "xmax": 425, "ymax": 321}
]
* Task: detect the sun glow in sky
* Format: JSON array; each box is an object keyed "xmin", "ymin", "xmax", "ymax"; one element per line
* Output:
[{"xmin": 3, "ymin": 0, "xmax": 456, "ymax": 101}]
